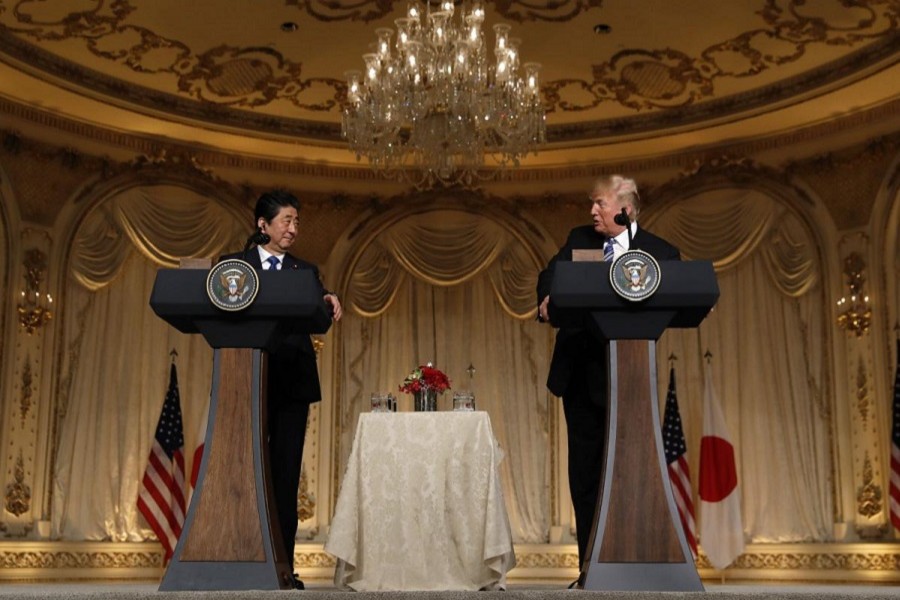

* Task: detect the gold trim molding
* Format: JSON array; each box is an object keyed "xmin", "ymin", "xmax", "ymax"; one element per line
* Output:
[
  {"xmin": 2, "ymin": 96, "xmax": 899, "ymax": 187},
  {"xmin": 3, "ymin": 542, "xmax": 900, "ymax": 582}
]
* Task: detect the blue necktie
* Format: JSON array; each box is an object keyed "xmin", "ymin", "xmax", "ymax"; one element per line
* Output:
[
  {"xmin": 266, "ymin": 256, "xmax": 280, "ymax": 271},
  {"xmin": 603, "ymin": 238, "xmax": 615, "ymax": 262}
]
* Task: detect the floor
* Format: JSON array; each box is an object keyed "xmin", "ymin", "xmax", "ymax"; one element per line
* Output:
[{"xmin": 2, "ymin": 581, "xmax": 900, "ymax": 596}]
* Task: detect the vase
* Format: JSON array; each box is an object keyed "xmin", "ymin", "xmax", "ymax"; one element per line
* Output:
[{"xmin": 414, "ymin": 388, "xmax": 438, "ymax": 412}]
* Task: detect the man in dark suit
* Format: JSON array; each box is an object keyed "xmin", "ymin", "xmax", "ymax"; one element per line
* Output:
[
  {"xmin": 221, "ymin": 190, "xmax": 342, "ymax": 590},
  {"xmin": 536, "ymin": 175, "xmax": 680, "ymax": 577}
]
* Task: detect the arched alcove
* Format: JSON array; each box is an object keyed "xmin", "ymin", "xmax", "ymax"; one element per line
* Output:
[
  {"xmin": 645, "ymin": 180, "xmax": 834, "ymax": 543},
  {"xmin": 0, "ymin": 162, "xmax": 15, "ymax": 442},
  {"xmin": 50, "ymin": 182, "xmax": 247, "ymax": 542},
  {"xmin": 326, "ymin": 200, "xmax": 558, "ymax": 543},
  {"xmin": 868, "ymin": 149, "xmax": 900, "ymax": 525}
]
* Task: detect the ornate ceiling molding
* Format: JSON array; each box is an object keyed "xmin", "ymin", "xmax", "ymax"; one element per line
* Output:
[
  {"xmin": 2, "ymin": 95, "xmax": 898, "ymax": 187},
  {"xmin": 285, "ymin": 0, "xmax": 603, "ymax": 23},
  {"xmin": 545, "ymin": 0, "xmax": 898, "ymax": 114},
  {"xmin": 0, "ymin": 1, "xmax": 897, "ymax": 144}
]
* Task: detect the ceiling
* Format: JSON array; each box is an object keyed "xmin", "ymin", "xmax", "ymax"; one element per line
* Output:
[{"xmin": 0, "ymin": 0, "xmax": 898, "ymax": 171}]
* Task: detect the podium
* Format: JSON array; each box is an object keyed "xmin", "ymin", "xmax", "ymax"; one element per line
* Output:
[
  {"xmin": 550, "ymin": 260, "xmax": 718, "ymax": 591},
  {"xmin": 149, "ymin": 268, "xmax": 331, "ymax": 591}
]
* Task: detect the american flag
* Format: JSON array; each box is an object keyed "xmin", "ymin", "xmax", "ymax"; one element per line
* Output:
[
  {"xmin": 889, "ymin": 340, "xmax": 900, "ymax": 534},
  {"xmin": 137, "ymin": 363, "xmax": 187, "ymax": 562},
  {"xmin": 662, "ymin": 367, "xmax": 698, "ymax": 558}
]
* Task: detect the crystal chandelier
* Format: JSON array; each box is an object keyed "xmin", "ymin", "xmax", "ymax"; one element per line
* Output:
[{"xmin": 342, "ymin": 1, "xmax": 546, "ymax": 188}]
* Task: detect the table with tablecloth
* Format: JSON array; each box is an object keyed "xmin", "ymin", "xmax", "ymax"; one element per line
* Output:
[{"xmin": 324, "ymin": 411, "xmax": 516, "ymax": 591}]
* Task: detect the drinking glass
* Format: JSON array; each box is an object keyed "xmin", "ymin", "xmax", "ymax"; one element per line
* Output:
[{"xmin": 452, "ymin": 390, "xmax": 476, "ymax": 411}]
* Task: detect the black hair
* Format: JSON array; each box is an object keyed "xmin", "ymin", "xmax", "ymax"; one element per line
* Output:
[{"xmin": 254, "ymin": 190, "xmax": 300, "ymax": 224}]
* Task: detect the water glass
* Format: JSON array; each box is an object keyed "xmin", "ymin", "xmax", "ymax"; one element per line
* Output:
[
  {"xmin": 452, "ymin": 390, "xmax": 476, "ymax": 411},
  {"xmin": 371, "ymin": 392, "xmax": 393, "ymax": 412}
]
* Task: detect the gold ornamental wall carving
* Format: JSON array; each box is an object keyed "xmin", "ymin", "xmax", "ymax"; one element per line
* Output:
[
  {"xmin": 856, "ymin": 452, "xmax": 883, "ymax": 520},
  {"xmin": 18, "ymin": 356, "xmax": 33, "ymax": 427},
  {"xmin": 3, "ymin": 542, "xmax": 900, "ymax": 581},
  {"xmin": 0, "ymin": 543, "xmax": 163, "ymax": 570},
  {"xmin": 856, "ymin": 357, "xmax": 872, "ymax": 430},
  {"xmin": 3, "ymin": 451, "xmax": 31, "ymax": 518}
]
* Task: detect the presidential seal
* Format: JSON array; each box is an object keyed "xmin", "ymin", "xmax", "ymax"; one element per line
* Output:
[
  {"xmin": 206, "ymin": 259, "xmax": 260, "ymax": 312},
  {"xmin": 609, "ymin": 249, "xmax": 662, "ymax": 302}
]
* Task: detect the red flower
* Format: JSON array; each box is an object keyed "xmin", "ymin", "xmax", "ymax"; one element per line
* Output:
[{"xmin": 398, "ymin": 364, "xmax": 451, "ymax": 394}]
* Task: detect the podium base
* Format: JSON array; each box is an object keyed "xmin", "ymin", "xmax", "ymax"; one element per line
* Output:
[
  {"xmin": 159, "ymin": 348, "xmax": 291, "ymax": 591},
  {"xmin": 159, "ymin": 560, "xmax": 293, "ymax": 591},
  {"xmin": 582, "ymin": 562, "xmax": 703, "ymax": 591}
]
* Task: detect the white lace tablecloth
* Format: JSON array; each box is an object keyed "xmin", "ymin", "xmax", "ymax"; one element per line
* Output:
[{"xmin": 324, "ymin": 412, "xmax": 516, "ymax": 591}]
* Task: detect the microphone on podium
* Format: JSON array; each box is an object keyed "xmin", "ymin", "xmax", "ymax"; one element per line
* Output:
[
  {"xmin": 242, "ymin": 229, "xmax": 270, "ymax": 259},
  {"xmin": 614, "ymin": 207, "xmax": 635, "ymax": 251}
]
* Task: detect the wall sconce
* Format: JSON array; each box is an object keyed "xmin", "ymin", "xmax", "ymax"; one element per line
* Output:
[
  {"xmin": 17, "ymin": 248, "xmax": 53, "ymax": 335},
  {"xmin": 836, "ymin": 252, "xmax": 871, "ymax": 337}
]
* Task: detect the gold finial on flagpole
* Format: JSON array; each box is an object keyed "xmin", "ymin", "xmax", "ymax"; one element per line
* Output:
[
  {"xmin": 668, "ymin": 352, "xmax": 677, "ymax": 365},
  {"xmin": 170, "ymin": 348, "xmax": 178, "ymax": 363},
  {"xmin": 704, "ymin": 349, "xmax": 713, "ymax": 364}
]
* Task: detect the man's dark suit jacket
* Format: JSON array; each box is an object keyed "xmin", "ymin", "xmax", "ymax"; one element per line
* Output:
[
  {"xmin": 536, "ymin": 224, "xmax": 681, "ymax": 399},
  {"xmin": 220, "ymin": 250, "xmax": 325, "ymax": 404}
]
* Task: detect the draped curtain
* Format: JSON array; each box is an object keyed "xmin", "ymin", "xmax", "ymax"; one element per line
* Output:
[
  {"xmin": 647, "ymin": 188, "xmax": 833, "ymax": 542},
  {"xmin": 340, "ymin": 210, "xmax": 554, "ymax": 543},
  {"xmin": 53, "ymin": 186, "xmax": 245, "ymax": 540},
  {"xmin": 52, "ymin": 186, "xmax": 834, "ymax": 546}
]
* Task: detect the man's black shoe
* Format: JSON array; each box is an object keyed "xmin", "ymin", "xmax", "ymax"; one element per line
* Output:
[{"xmin": 291, "ymin": 573, "xmax": 305, "ymax": 590}]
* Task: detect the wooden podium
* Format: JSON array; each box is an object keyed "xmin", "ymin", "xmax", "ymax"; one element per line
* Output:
[
  {"xmin": 149, "ymin": 268, "xmax": 331, "ymax": 591},
  {"xmin": 550, "ymin": 260, "xmax": 718, "ymax": 591}
]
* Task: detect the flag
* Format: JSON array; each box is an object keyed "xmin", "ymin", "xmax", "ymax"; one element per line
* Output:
[
  {"xmin": 137, "ymin": 363, "xmax": 187, "ymax": 562},
  {"xmin": 190, "ymin": 402, "xmax": 208, "ymax": 490},
  {"xmin": 662, "ymin": 367, "xmax": 698, "ymax": 558},
  {"xmin": 889, "ymin": 340, "xmax": 900, "ymax": 533},
  {"xmin": 698, "ymin": 365, "xmax": 744, "ymax": 570}
]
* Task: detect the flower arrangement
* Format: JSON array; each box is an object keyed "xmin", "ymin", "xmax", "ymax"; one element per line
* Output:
[{"xmin": 398, "ymin": 363, "xmax": 451, "ymax": 394}]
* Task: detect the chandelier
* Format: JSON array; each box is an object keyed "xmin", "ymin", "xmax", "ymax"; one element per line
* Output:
[
  {"xmin": 835, "ymin": 252, "xmax": 871, "ymax": 337},
  {"xmin": 342, "ymin": 1, "xmax": 546, "ymax": 188}
]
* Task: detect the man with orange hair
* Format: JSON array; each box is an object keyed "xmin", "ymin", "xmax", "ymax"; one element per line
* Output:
[{"xmin": 536, "ymin": 175, "xmax": 681, "ymax": 578}]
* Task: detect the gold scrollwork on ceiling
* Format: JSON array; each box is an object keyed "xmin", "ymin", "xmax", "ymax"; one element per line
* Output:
[
  {"xmin": 285, "ymin": 0, "xmax": 602, "ymax": 24},
  {"xmin": 0, "ymin": 0, "xmax": 343, "ymax": 110},
  {"xmin": 543, "ymin": 0, "xmax": 898, "ymax": 113},
  {"xmin": 4, "ymin": 451, "xmax": 31, "ymax": 518},
  {"xmin": 0, "ymin": 0, "xmax": 896, "ymax": 133}
]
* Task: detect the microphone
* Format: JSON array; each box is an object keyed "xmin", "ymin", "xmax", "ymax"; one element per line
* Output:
[
  {"xmin": 242, "ymin": 229, "xmax": 270, "ymax": 257},
  {"xmin": 614, "ymin": 207, "xmax": 635, "ymax": 250}
]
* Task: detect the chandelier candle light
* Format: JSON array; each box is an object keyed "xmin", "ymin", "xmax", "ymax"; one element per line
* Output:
[{"xmin": 342, "ymin": 1, "xmax": 546, "ymax": 188}]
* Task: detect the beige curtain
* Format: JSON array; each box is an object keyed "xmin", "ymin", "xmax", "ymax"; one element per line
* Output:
[
  {"xmin": 52, "ymin": 186, "xmax": 244, "ymax": 540},
  {"xmin": 648, "ymin": 188, "xmax": 833, "ymax": 542},
  {"xmin": 340, "ymin": 210, "xmax": 553, "ymax": 543}
]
